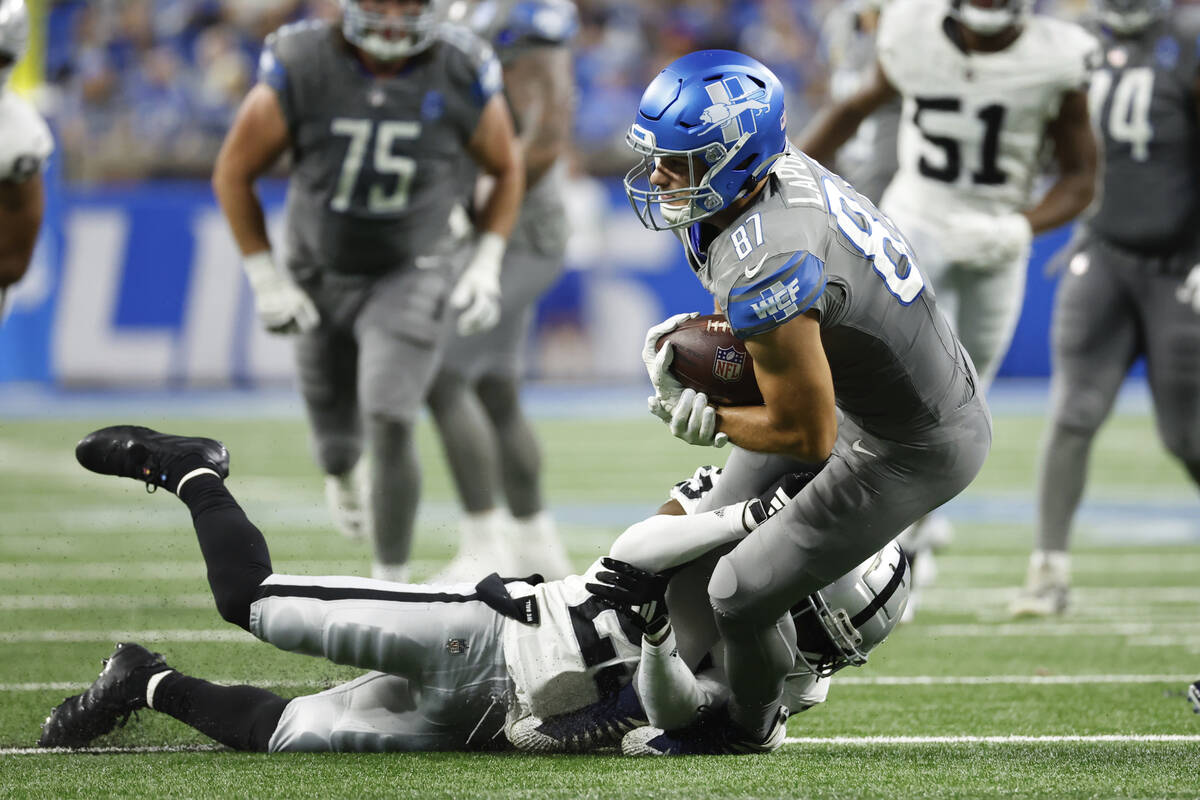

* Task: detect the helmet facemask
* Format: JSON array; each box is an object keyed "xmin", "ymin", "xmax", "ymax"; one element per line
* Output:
[
  {"xmin": 341, "ymin": 0, "xmax": 440, "ymax": 61},
  {"xmin": 625, "ymin": 125, "xmax": 780, "ymax": 231},
  {"xmin": 952, "ymin": 0, "xmax": 1029, "ymax": 36},
  {"xmin": 1096, "ymin": 0, "xmax": 1168, "ymax": 35},
  {"xmin": 791, "ymin": 594, "xmax": 870, "ymax": 677}
]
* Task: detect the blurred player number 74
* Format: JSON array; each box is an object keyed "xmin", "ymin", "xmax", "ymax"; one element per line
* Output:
[{"xmin": 655, "ymin": 314, "xmax": 764, "ymax": 406}]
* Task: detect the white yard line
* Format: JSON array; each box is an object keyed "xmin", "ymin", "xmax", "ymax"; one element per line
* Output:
[
  {"xmin": 0, "ymin": 561, "xmax": 439, "ymax": 581},
  {"xmin": 783, "ymin": 734, "xmax": 1200, "ymax": 745},
  {"xmin": 2, "ymin": 679, "xmax": 332, "ymax": 692},
  {"xmin": 0, "ymin": 594, "xmax": 215, "ymax": 610},
  {"xmin": 0, "ymin": 629, "xmax": 256, "ymax": 644},
  {"xmin": 919, "ymin": 621, "xmax": 1200, "ymax": 637},
  {"xmin": 834, "ymin": 674, "xmax": 1196, "ymax": 686},
  {"xmin": 2, "ymin": 744, "xmax": 225, "ymax": 755}
]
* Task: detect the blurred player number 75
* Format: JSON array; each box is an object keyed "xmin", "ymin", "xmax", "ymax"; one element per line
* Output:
[{"xmin": 655, "ymin": 314, "xmax": 764, "ymax": 406}]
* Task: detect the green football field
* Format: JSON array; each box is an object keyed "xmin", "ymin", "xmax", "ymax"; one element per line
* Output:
[{"xmin": 1, "ymin": 395, "xmax": 1198, "ymax": 799}]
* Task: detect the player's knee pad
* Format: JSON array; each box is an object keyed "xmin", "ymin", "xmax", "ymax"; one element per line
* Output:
[
  {"xmin": 707, "ymin": 556, "xmax": 778, "ymax": 628},
  {"xmin": 252, "ymin": 595, "xmax": 330, "ymax": 655},
  {"xmin": 268, "ymin": 695, "xmax": 335, "ymax": 753}
]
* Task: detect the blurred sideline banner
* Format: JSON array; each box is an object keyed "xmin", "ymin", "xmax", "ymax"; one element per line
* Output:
[{"xmin": 0, "ymin": 176, "xmax": 1070, "ymax": 386}]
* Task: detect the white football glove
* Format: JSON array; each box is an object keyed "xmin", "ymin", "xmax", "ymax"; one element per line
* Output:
[
  {"xmin": 242, "ymin": 252, "xmax": 320, "ymax": 334},
  {"xmin": 943, "ymin": 211, "xmax": 1033, "ymax": 270},
  {"xmin": 1176, "ymin": 264, "xmax": 1200, "ymax": 314},
  {"xmin": 669, "ymin": 388, "xmax": 729, "ymax": 448},
  {"xmin": 449, "ymin": 231, "xmax": 504, "ymax": 336},
  {"xmin": 642, "ymin": 311, "xmax": 699, "ymax": 420}
]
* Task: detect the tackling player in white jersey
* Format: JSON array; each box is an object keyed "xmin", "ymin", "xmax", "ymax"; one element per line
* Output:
[
  {"xmin": 801, "ymin": 0, "xmax": 1100, "ymax": 387},
  {"xmin": 38, "ymin": 429, "xmax": 907, "ymax": 754},
  {"xmin": 0, "ymin": 0, "xmax": 53, "ymax": 322}
]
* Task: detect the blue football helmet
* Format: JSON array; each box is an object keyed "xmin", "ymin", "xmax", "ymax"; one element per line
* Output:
[{"xmin": 624, "ymin": 50, "xmax": 788, "ymax": 231}]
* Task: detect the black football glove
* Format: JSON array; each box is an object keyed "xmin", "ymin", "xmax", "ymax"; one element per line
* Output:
[{"xmin": 586, "ymin": 557, "xmax": 671, "ymax": 638}]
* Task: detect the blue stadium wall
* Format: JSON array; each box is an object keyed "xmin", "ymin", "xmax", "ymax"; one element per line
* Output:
[{"xmin": 0, "ymin": 176, "xmax": 1073, "ymax": 385}]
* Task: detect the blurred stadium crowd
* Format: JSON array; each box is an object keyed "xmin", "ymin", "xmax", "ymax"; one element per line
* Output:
[
  {"xmin": 41, "ymin": 0, "xmax": 843, "ymax": 181},
  {"xmin": 34, "ymin": 0, "xmax": 893, "ymax": 181},
  {"xmin": 35, "ymin": 0, "xmax": 1184, "ymax": 182}
]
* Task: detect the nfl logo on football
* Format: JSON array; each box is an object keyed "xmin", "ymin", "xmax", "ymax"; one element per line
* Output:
[{"xmin": 712, "ymin": 346, "xmax": 745, "ymax": 383}]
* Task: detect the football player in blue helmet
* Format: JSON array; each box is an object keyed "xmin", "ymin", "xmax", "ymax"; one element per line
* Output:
[
  {"xmin": 624, "ymin": 48, "xmax": 990, "ymax": 755},
  {"xmin": 1095, "ymin": 0, "xmax": 1169, "ymax": 34},
  {"xmin": 950, "ymin": 0, "xmax": 1030, "ymax": 37},
  {"xmin": 339, "ymin": 0, "xmax": 446, "ymax": 61},
  {"xmin": 624, "ymin": 50, "xmax": 788, "ymax": 231}
]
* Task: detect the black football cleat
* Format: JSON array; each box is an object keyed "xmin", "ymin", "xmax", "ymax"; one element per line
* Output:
[
  {"xmin": 38, "ymin": 642, "xmax": 171, "ymax": 748},
  {"xmin": 621, "ymin": 705, "xmax": 788, "ymax": 756},
  {"xmin": 1187, "ymin": 680, "xmax": 1200, "ymax": 714},
  {"xmin": 76, "ymin": 425, "xmax": 229, "ymax": 493}
]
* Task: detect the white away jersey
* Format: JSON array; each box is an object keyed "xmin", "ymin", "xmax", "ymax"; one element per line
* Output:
[
  {"xmin": 877, "ymin": 0, "xmax": 1099, "ymax": 217},
  {"xmin": 0, "ymin": 89, "xmax": 53, "ymax": 182},
  {"xmin": 502, "ymin": 559, "xmax": 643, "ymax": 717}
]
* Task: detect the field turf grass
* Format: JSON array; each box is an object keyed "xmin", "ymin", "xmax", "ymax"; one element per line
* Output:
[{"xmin": 1, "ymin": 401, "xmax": 1198, "ymax": 798}]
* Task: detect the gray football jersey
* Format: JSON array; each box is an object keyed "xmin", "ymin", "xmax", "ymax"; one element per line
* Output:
[
  {"xmin": 259, "ymin": 20, "xmax": 503, "ymax": 275},
  {"xmin": 465, "ymin": 0, "xmax": 577, "ymax": 254},
  {"xmin": 687, "ymin": 148, "xmax": 975, "ymax": 440},
  {"xmin": 1086, "ymin": 15, "xmax": 1200, "ymax": 251}
]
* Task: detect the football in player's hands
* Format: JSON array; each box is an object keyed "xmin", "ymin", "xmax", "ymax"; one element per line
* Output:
[{"xmin": 654, "ymin": 315, "xmax": 763, "ymax": 406}]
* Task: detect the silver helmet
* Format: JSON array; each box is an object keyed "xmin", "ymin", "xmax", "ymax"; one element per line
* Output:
[
  {"xmin": 951, "ymin": 0, "xmax": 1030, "ymax": 37},
  {"xmin": 791, "ymin": 541, "xmax": 910, "ymax": 676},
  {"xmin": 0, "ymin": 0, "xmax": 29, "ymax": 89},
  {"xmin": 340, "ymin": 0, "xmax": 445, "ymax": 61},
  {"xmin": 1096, "ymin": 0, "xmax": 1169, "ymax": 35}
]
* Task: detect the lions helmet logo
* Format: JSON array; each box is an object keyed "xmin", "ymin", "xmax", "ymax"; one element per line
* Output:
[{"xmin": 695, "ymin": 76, "xmax": 771, "ymax": 144}]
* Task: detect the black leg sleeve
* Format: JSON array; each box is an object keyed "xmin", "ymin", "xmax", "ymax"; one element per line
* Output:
[
  {"xmin": 178, "ymin": 476, "xmax": 273, "ymax": 631},
  {"xmin": 151, "ymin": 671, "xmax": 288, "ymax": 752}
]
